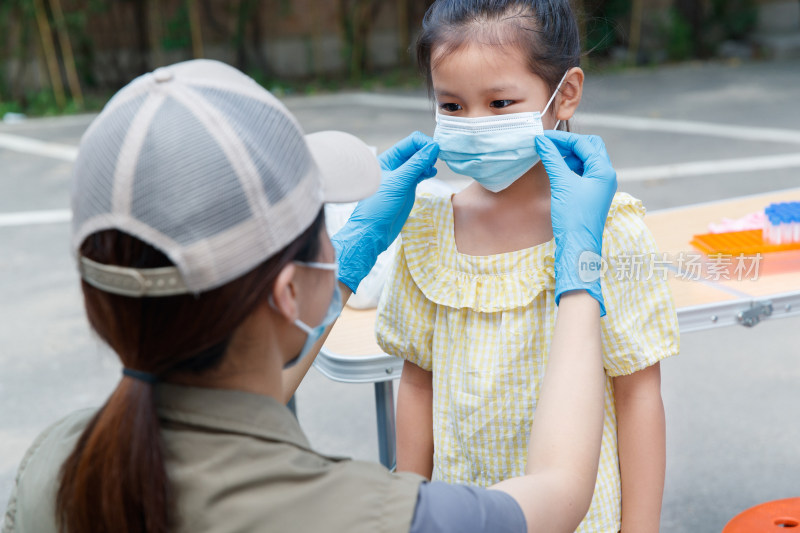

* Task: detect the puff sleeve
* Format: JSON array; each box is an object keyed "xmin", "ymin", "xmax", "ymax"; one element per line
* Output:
[
  {"xmin": 599, "ymin": 194, "xmax": 680, "ymax": 377},
  {"xmin": 375, "ymin": 206, "xmax": 437, "ymax": 372}
]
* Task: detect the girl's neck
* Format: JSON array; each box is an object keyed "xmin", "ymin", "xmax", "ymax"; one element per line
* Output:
[
  {"xmin": 475, "ymin": 164, "xmax": 550, "ymax": 204},
  {"xmin": 451, "ymin": 164, "xmax": 554, "ymax": 256}
]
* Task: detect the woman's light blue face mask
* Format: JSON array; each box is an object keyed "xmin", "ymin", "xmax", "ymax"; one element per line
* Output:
[
  {"xmin": 281, "ymin": 260, "xmax": 342, "ymax": 370},
  {"xmin": 433, "ymin": 73, "xmax": 567, "ymax": 193}
]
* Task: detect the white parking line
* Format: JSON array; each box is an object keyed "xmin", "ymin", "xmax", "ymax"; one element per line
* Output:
[
  {"xmin": 0, "ymin": 209, "xmax": 71, "ymax": 227},
  {"xmin": 0, "ymin": 133, "xmax": 78, "ymax": 162},
  {"xmin": 575, "ymin": 113, "xmax": 800, "ymax": 146},
  {"xmin": 619, "ymin": 152, "xmax": 800, "ymax": 182}
]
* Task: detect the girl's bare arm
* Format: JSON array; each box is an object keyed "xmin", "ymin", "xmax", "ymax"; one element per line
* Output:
[
  {"xmin": 614, "ymin": 363, "xmax": 666, "ymax": 533},
  {"xmin": 396, "ymin": 360, "xmax": 434, "ymax": 479}
]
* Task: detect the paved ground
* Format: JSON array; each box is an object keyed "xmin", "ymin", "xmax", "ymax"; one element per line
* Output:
[{"xmin": 1, "ymin": 58, "xmax": 799, "ymax": 532}]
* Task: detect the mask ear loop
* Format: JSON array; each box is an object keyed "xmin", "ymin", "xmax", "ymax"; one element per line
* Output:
[
  {"xmin": 294, "ymin": 260, "xmax": 339, "ymax": 278},
  {"xmin": 542, "ymin": 71, "xmax": 570, "ymax": 131}
]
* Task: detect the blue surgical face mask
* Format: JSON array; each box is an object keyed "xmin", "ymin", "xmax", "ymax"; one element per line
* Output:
[
  {"xmin": 283, "ymin": 260, "xmax": 342, "ymax": 369},
  {"xmin": 433, "ymin": 73, "xmax": 567, "ymax": 193}
]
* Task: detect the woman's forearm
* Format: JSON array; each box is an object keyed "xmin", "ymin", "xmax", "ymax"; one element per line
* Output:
[
  {"xmin": 491, "ymin": 290, "xmax": 605, "ymax": 533},
  {"xmin": 525, "ymin": 290, "xmax": 605, "ymax": 488},
  {"xmin": 614, "ymin": 364, "xmax": 666, "ymax": 533},
  {"xmin": 396, "ymin": 360, "xmax": 434, "ymax": 479}
]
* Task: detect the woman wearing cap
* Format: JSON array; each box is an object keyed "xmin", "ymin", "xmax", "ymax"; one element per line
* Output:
[{"xmin": 3, "ymin": 60, "xmax": 617, "ymax": 533}]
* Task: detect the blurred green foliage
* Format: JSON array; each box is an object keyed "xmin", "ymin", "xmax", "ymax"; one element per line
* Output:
[
  {"xmin": 0, "ymin": 89, "xmax": 104, "ymax": 116},
  {"xmin": 583, "ymin": 0, "xmax": 630, "ymax": 55},
  {"xmin": 710, "ymin": 0, "xmax": 758, "ymax": 41},
  {"xmin": 669, "ymin": 0, "xmax": 758, "ymax": 59},
  {"xmin": 665, "ymin": 8, "xmax": 694, "ymax": 60},
  {"xmin": 163, "ymin": 4, "xmax": 192, "ymax": 51}
]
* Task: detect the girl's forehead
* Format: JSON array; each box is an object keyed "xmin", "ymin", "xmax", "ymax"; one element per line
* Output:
[
  {"xmin": 432, "ymin": 39, "xmax": 527, "ymax": 67},
  {"xmin": 431, "ymin": 42, "xmax": 545, "ymax": 91},
  {"xmin": 433, "ymin": 42, "xmax": 527, "ymax": 74}
]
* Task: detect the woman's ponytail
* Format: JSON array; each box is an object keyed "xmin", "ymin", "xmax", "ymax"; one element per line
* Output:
[{"xmin": 57, "ymin": 379, "xmax": 169, "ymax": 533}]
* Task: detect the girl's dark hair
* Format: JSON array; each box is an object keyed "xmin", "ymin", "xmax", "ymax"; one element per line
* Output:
[
  {"xmin": 417, "ymin": 0, "xmax": 581, "ymax": 126},
  {"xmin": 56, "ymin": 210, "xmax": 325, "ymax": 533}
]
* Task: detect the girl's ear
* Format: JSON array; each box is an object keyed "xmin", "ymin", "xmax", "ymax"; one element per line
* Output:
[
  {"xmin": 555, "ymin": 67, "xmax": 585, "ymax": 122},
  {"xmin": 270, "ymin": 263, "xmax": 299, "ymax": 323}
]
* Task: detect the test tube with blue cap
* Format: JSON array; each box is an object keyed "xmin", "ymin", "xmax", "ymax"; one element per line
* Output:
[{"xmin": 764, "ymin": 202, "xmax": 800, "ymax": 245}]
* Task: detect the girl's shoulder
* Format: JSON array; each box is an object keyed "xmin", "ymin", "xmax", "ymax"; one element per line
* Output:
[
  {"xmin": 603, "ymin": 192, "xmax": 653, "ymax": 254},
  {"xmin": 607, "ymin": 191, "xmax": 646, "ymax": 222},
  {"xmin": 406, "ymin": 192, "xmax": 452, "ymax": 226},
  {"xmin": 400, "ymin": 193, "xmax": 452, "ymax": 252}
]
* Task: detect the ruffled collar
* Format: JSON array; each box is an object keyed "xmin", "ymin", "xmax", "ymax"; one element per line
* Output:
[
  {"xmin": 401, "ymin": 194, "xmax": 556, "ymax": 312},
  {"xmin": 400, "ymin": 192, "xmax": 642, "ymax": 313}
]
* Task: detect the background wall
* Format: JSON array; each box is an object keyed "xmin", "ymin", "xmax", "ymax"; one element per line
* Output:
[{"xmin": 0, "ymin": 0, "xmax": 796, "ymax": 114}]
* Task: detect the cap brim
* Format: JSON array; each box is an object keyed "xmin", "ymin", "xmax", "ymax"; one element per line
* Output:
[{"xmin": 305, "ymin": 131, "xmax": 381, "ymax": 203}]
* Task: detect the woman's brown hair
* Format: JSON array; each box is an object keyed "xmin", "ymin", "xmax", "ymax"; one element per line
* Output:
[{"xmin": 56, "ymin": 210, "xmax": 325, "ymax": 533}]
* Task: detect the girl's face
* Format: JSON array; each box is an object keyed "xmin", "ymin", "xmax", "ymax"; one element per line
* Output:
[{"xmin": 432, "ymin": 42, "xmax": 560, "ymax": 128}]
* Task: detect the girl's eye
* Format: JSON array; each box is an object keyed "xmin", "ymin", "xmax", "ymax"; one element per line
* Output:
[
  {"xmin": 490, "ymin": 100, "xmax": 514, "ymax": 109},
  {"xmin": 440, "ymin": 103, "xmax": 462, "ymax": 112}
]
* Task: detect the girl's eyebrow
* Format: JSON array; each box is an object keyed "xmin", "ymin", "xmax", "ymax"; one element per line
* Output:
[
  {"xmin": 483, "ymin": 86, "xmax": 517, "ymax": 94},
  {"xmin": 435, "ymin": 89, "xmax": 460, "ymax": 99},
  {"xmin": 435, "ymin": 86, "xmax": 517, "ymax": 99}
]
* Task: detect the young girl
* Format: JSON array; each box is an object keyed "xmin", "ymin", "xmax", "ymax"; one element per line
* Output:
[{"xmin": 376, "ymin": 1, "xmax": 680, "ymax": 532}]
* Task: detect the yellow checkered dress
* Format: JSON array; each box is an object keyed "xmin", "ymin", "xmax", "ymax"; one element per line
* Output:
[{"xmin": 376, "ymin": 192, "xmax": 680, "ymax": 533}]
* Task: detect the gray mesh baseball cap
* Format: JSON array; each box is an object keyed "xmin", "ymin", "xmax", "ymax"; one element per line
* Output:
[{"xmin": 72, "ymin": 59, "xmax": 380, "ymax": 297}]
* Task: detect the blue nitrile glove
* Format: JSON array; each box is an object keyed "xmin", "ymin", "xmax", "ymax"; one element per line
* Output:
[
  {"xmin": 332, "ymin": 132, "xmax": 439, "ymax": 292},
  {"xmin": 535, "ymin": 130, "xmax": 618, "ymax": 316}
]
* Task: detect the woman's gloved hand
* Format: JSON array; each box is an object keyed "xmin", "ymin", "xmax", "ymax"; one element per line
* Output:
[
  {"xmin": 332, "ymin": 132, "xmax": 439, "ymax": 292},
  {"xmin": 535, "ymin": 130, "xmax": 618, "ymax": 316}
]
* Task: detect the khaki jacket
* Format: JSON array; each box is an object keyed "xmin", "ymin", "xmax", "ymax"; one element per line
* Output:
[{"xmin": 3, "ymin": 384, "xmax": 423, "ymax": 532}]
